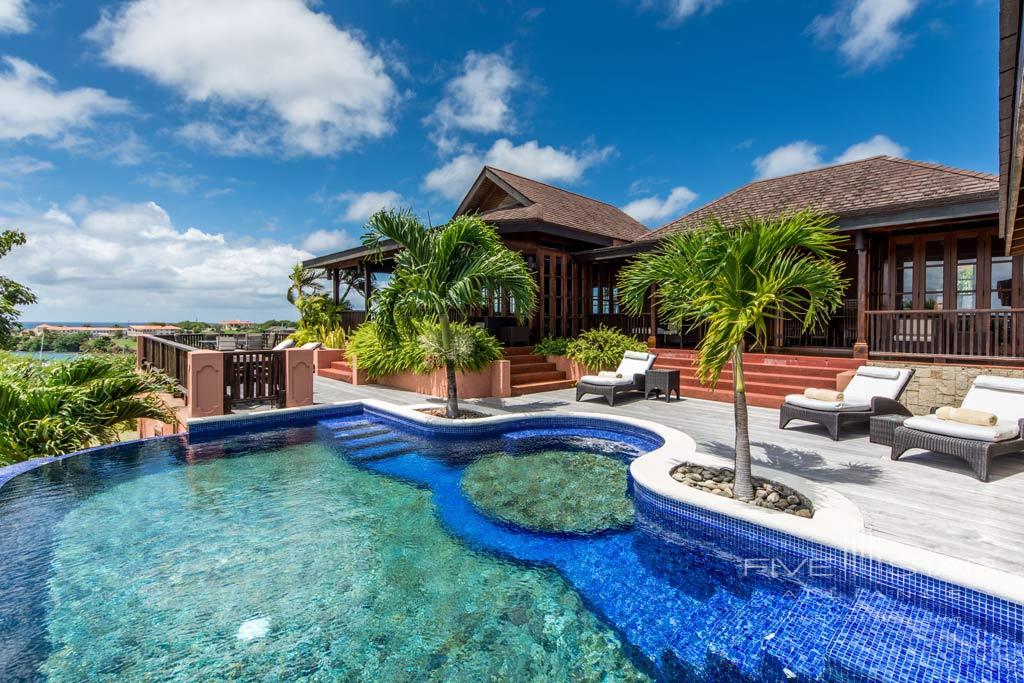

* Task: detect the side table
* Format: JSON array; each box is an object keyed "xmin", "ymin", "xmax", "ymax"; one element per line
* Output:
[
  {"xmin": 644, "ymin": 368, "xmax": 681, "ymax": 402},
  {"xmin": 869, "ymin": 413, "xmax": 907, "ymax": 446}
]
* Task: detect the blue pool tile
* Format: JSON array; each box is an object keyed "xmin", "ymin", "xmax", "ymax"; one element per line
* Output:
[
  {"xmin": 760, "ymin": 588, "xmax": 851, "ymax": 682},
  {"xmin": 704, "ymin": 588, "xmax": 797, "ymax": 681}
]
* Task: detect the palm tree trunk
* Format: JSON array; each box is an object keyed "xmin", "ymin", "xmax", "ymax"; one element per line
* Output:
[
  {"xmin": 732, "ymin": 343, "xmax": 754, "ymax": 500},
  {"xmin": 439, "ymin": 313, "xmax": 459, "ymax": 418}
]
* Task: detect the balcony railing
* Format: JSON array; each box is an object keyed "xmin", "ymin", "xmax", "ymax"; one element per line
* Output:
[
  {"xmin": 223, "ymin": 350, "xmax": 286, "ymax": 410},
  {"xmin": 867, "ymin": 309, "xmax": 1024, "ymax": 361},
  {"xmin": 139, "ymin": 335, "xmax": 192, "ymax": 394}
]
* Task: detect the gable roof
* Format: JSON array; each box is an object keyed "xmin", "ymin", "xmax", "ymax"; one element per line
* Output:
[
  {"xmin": 456, "ymin": 166, "xmax": 649, "ymax": 243},
  {"xmin": 645, "ymin": 156, "xmax": 998, "ymax": 240}
]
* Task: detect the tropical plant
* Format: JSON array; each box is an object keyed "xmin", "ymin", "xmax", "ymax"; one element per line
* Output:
[
  {"xmin": 618, "ymin": 211, "xmax": 847, "ymax": 499},
  {"xmin": 566, "ymin": 326, "xmax": 647, "ymax": 371},
  {"xmin": 346, "ymin": 320, "xmax": 501, "ymax": 379},
  {"xmin": 317, "ymin": 325, "xmax": 349, "ymax": 350},
  {"xmin": 363, "ymin": 209, "xmax": 535, "ymax": 416},
  {"xmin": 0, "ymin": 355, "xmax": 173, "ymax": 465},
  {"xmin": 286, "ymin": 263, "xmax": 325, "ymax": 304},
  {"xmin": 532, "ymin": 336, "xmax": 571, "ymax": 357},
  {"xmin": 0, "ymin": 230, "xmax": 37, "ymax": 349}
]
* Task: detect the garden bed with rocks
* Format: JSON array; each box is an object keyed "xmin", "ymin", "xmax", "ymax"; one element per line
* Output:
[
  {"xmin": 670, "ymin": 463, "xmax": 814, "ymax": 518},
  {"xmin": 417, "ymin": 407, "xmax": 490, "ymax": 420}
]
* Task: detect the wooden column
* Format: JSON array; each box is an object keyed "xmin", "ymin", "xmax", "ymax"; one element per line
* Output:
[
  {"xmin": 648, "ymin": 285, "xmax": 658, "ymax": 347},
  {"xmin": 331, "ymin": 269, "xmax": 340, "ymax": 304},
  {"xmin": 362, "ymin": 263, "xmax": 372, "ymax": 316},
  {"xmin": 853, "ymin": 231, "xmax": 869, "ymax": 359}
]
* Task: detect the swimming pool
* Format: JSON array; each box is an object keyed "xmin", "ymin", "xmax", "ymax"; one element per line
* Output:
[{"xmin": 0, "ymin": 401, "xmax": 1022, "ymax": 682}]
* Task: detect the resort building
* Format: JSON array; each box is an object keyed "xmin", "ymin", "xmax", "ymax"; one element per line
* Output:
[{"xmin": 305, "ymin": 157, "xmax": 1020, "ymax": 370}]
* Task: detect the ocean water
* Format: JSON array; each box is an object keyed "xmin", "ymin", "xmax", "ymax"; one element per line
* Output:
[{"xmin": 7, "ymin": 351, "xmax": 79, "ymax": 361}]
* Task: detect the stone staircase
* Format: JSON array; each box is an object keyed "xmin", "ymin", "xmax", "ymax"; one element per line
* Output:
[
  {"xmin": 653, "ymin": 349, "xmax": 866, "ymax": 409},
  {"xmin": 317, "ymin": 353, "xmax": 353, "ymax": 383},
  {"xmin": 504, "ymin": 346, "xmax": 577, "ymax": 396}
]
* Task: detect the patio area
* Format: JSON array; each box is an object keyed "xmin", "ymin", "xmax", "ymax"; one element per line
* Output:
[{"xmin": 314, "ymin": 376, "xmax": 1024, "ymax": 576}]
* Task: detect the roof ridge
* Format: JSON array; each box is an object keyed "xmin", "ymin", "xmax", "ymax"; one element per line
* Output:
[
  {"xmin": 485, "ymin": 166, "xmax": 644, "ymax": 224},
  {"xmin": 877, "ymin": 156, "xmax": 998, "ymax": 181}
]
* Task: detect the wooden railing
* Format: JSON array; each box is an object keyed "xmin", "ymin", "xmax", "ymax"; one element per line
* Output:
[
  {"xmin": 139, "ymin": 335, "xmax": 192, "ymax": 394},
  {"xmin": 339, "ymin": 310, "xmax": 367, "ymax": 330},
  {"xmin": 783, "ymin": 299, "xmax": 858, "ymax": 349},
  {"xmin": 223, "ymin": 350, "xmax": 286, "ymax": 409},
  {"xmin": 867, "ymin": 309, "xmax": 1024, "ymax": 360},
  {"xmin": 173, "ymin": 332, "xmax": 291, "ymax": 350},
  {"xmin": 588, "ymin": 313, "xmax": 651, "ymax": 339}
]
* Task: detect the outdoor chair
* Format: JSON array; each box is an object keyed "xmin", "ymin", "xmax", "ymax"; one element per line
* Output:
[
  {"xmin": 779, "ymin": 366, "xmax": 914, "ymax": 440},
  {"xmin": 245, "ymin": 333, "xmax": 265, "ymax": 350},
  {"xmin": 215, "ymin": 336, "xmax": 237, "ymax": 352},
  {"xmin": 271, "ymin": 338, "xmax": 295, "ymax": 351},
  {"xmin": 891, "ymin": 375, "xmax": 1024, "ymax": 482},
  {"xmin": 575, "ymin": 351, "xmax": 657, "ymax": 406}
]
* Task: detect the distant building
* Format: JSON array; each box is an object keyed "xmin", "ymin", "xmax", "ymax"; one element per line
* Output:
[
  {"xmin": 219, "ymin": 320, "xmax": 256, "ymax": 330},
  {"xmin": 127, "ymin": 325, "xmax": 181, "ymax": 337},
  {"xmin": 31, "ymin": 324, "xmax": 122, "ymax": 338}
]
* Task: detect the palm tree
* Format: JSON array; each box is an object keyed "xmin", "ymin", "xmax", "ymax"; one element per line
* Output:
[
  {"xmin": 0, "ymin": 355, "xmax": 173, "ymax": 465},
  {"xmin": 363, "ymin": 209, "xmax": 536, "ymax": 418},
  {"xmin": 618, "ymin": 211, "xmax": 847, "ymax": 499},
  {"xmin": 286, "ymin": 263, "xmax": 325, "ymax": 304}
]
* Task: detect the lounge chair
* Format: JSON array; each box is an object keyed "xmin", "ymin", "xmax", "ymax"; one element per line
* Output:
[
  {"xmin": 215, "ymin": 336, "xmax": 237, "ymax": 352},
  {"xmin": 779, "ymin": 366, "xmax": 914, "ymax": 440},
  {"xmin": 891, "ymin": 375, "xmax": 1024, "ymax": 482},
  {"xmin": 575, "ymin": 351, "xmax": 657, "ymax": 406}
]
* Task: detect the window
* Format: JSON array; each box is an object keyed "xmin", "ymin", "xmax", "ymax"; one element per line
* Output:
[
  {"xmin": 894, "ymin": 243, "xmax": 914, "ymax": 310},
  {"xmin": 991, "ymin": 236, "xmax": 1013, "ymax": 309},
  {"xmin": 923, "ymin": 240, "xmax": 944, "ymax": 310},
  {"xmin": 955, "ymin": 238, "xmax": 977, "ymax": 309}
]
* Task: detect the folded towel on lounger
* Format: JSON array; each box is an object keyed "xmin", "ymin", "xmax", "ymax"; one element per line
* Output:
[
  {"xmin": 936, "ymin": 406, "xmax": 998, "ymax": 426},
  {"xmin": 598, "ymin": 371, "xmax": 623, "ymax": 378},
  {"xmin": 804, "ymin": 388, "xmax": 844, "ymax": 402}
]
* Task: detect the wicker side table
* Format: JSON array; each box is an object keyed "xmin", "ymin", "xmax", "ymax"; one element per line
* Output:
[
  {"xmin": 870, "ymin": 413, "xmax": 907, "ymax": 446},
  {"xmin": 645, "ymin": 369, "xmax": 680, "ymax": 402}
]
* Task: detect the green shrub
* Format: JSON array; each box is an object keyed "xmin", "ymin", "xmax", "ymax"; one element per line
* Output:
[
  {"xmin": 532, "ymin": 336, "xmax": 571, "ymax": 357},
  {"xmin": 346, "ymin": 321, "xmax": 501, "ymax": 379},
  {"xmin": 566, "ymin": 325, "xmax": 647, "ymax": 371}
]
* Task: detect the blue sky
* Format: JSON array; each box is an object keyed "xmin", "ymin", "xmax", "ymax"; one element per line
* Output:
[{"xmin": 0, "ymin": 0, "xmax": 997, "ymax": 322}]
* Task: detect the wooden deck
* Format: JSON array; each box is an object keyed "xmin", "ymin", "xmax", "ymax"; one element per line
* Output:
[{"xmin": 313, "ymin": 377, "xmax": 1024, "ymax": 577}]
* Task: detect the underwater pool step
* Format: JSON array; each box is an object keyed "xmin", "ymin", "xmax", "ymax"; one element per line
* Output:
[
  {"xmin": 663, "ymin": 588, "xmax": 747, "ymax": 676},
  {"xmin": 822, "ymin": 590, "xmax": 1024, "ymax": 683},
  {"xmin": 758, "ymin": 588, "xmax": 850, "ymax": 683},
  {"xmin": 704, "ymin": 588, "xmax": 798, "ymax": 681},
  {"xmin": 343, "ymin": 432, "xmax": 404, "ymax": 448},
  {"xmin": 346, "ymin": 441, "xmax": 416, "ymax": 461}
]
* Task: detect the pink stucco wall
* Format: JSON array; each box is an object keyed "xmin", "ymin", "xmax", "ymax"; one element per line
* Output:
[
  {"xmin": 187, "ymin": 350, "xmax": 224, "ymax": 418},
  {"xmin": 285, "ymin": 348, "xmax": 315, "ymax": 408},
  {"xmin": 550, "ymin": 355, "xmax": 586, "ymax": 381},
  {"xmin": 373, "ymin": 360, "xmax": 511, "ymax": 399}
]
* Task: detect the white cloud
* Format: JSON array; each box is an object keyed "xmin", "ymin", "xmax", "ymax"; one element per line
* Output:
[
  {"xmin": 427, "ymin": 52, "xmax": 520, "ymax": 152},
  {"xmin": 638, "ymin": 0, "xmax": 724, "ymax": 24},
  {"xmin": 339, "ymin": 190, "xmax": 401, "ymax": 223},
  {"xmin": 301, "ymin": 229, "xmax": 360, "ymax": 253},
  {"xmin": 0, "ymin": 0, "xmax": 30, "ymax": 33},
  {"xmin": 833, "ymin": 134, "xmax": 908, "ymax": 163},
  {"xmin": 175, "ymin": 121, "xmax": 270, "ymax": 157},
  {"xmin": 0, "ymin": 155, "xmax": 53, "ymax": 176},
  {"xmin": 136, "ymin": 171, "xmax": 199, "ymax": 194},
  {"xmin": 622, "ymin": 186, "xmax": 697, "ymax": 225},
  {"xmin": 753, "ymin": 141, "xmax": 824, "ymax": 180},
  {"xmin": 754, "ymin": 134, "xmax": 907, "ymax": 179},
  {"xmin": 0, "ymin": 57, "xmax": 129, "ymax": 142},
  {"xmin": 89, "ymin": 0, "xmax": 399, "ymax": 157},
  {"xmin": 2, "ymin": 199, "xmax": 314, "ymax": 319},
  {"xmin": 810, "ymin": 0, "xmax": 919, "ymax": 70},
  {"xmin": 424, "ymin": 138, "xmax": 614, "ymax": 200}
]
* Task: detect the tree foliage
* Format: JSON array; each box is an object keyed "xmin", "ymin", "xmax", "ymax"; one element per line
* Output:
[
  {"xmin": 618, "ymin": 210, "xmax": 847, "ymax": 498},
  {"xmin": 286, "ymin": 263, "xmax": 325, "ymax": 304},
  {"xmin": 566, "ymin": 326, "xmax": 647, "ymax": 371},
  {"xmin": 346, "ymin": 320, "xmax": 501, "ymax": 379},
  {"xmin": 0, "ymin": 355, "xmax": 173, "ymax": 465},
  {"xmin": 0, "ymin": 230, "xmax": 37, "ymax": 348},
  {"xmin": 363, "ymin": 209, "xmax": 535, "ymax": 416}
]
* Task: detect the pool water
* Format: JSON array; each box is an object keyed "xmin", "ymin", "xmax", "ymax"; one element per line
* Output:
[{"xmin": 1, "ymin": 408, "xmax": 1022, "ymax": 682}]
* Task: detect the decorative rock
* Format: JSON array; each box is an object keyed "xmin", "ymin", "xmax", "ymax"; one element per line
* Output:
[
  {"xmin": 766, "ymin": 492, "xmax": 781, "ymax": 504},
  {"xmin": 795, "ymin": 509, "xmax": 813, "ymax": 518},
  {"xmin": 668, "ymin": 462, "xmax": 815, "ymax": 519}
]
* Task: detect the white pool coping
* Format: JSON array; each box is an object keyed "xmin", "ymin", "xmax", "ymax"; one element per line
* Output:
[{"xmin": 40, "ymin": 397, "xmax": 1024, "ymax": 608}]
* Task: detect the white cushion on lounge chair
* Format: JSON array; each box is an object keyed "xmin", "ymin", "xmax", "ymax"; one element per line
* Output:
[
  {"xmin": 615, "ymin": 351, "xmax": 656, "ymax": 377},
  {"xmin": 973, "ymin": 375, "xmax": 1024, "ymax": 393},
  {"xmin": 579, "ymin": 375, "xmax": 635, "ymax": 386},
  {"xmin": 783, "ymin": 394, "xmax": 871, "ymax": 412},
  {"xmin": 903, "ymin": 415, "xmax": 1020, "ymax": 443},
  {"xmin": 957, "ymin": 376, "xmax": 1024, "ymax": 424},
  {"xmin": 272, "ymin": 339, "xmax": 295, "ymax": 351},
  {"xmin": 842, "ymin": 366, "xmax": 913, "ymax": 404},
  {"xmin": 299, "ymin": 342, "xmax": 322, "ymax": 350}
]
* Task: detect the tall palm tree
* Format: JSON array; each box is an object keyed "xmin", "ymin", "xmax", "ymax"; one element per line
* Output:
[
  {"xmin": 286, "ymin": 263, "xmax": 325, "ymax": 304},
  {"xmin": 0, "ymin": 355, "xmax": 172, "ymax": 465},
  {"xmin": 363, "ymin": 209, "xmax": 536, "ymax": 418},
  {"xmin": 618, "ymin": 211, "xmax": 847, "ymax": 499}
]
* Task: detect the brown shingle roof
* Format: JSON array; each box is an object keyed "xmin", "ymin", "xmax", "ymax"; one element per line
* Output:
[
  {"xmin": 645, "ymin": 156, "xmax": 998, "ymax": 240},
  {"xmin": 470, "ymin": 167, "xmax": 649, "ymax": 242}
]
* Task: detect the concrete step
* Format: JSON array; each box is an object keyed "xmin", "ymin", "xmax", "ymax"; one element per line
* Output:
[
  {"xmin": 502, "ymin": 346, "xmax": 536, "ymax": 356},
  {"xmin": 654, "ymin": 360, "xmax": 849, "ymax": 381},
  {"xmin": 510, "ymin": 378, "xmax": 578, "ymax": 395},
  {"xmin": 509, "ymin": 361, "xmax": 557, "ymax": 374},
  {"xmin": 319, "ymin": 368, "xmax": 352, "ymax": 383},
  {"xmin": 678, "ymin": 385, "xmax": 785, "ymax": 409},
  {"xmin": 505, "ymin": 354, "xmax": 547, "ymax": 365},
  {"xmin": 654, "ymin": 349, "xmax": 865, "ymax": 370},
  {"xmin": 509, "ymin": 370, "xmax": 568, "ymax": 384},
  {"xmin": 329, "ymin": 360, "xmax": 352, "ymax": 371},
  {"xmin": 660, "ymin": 364, "xmax": 844, "ymax": 386}
]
